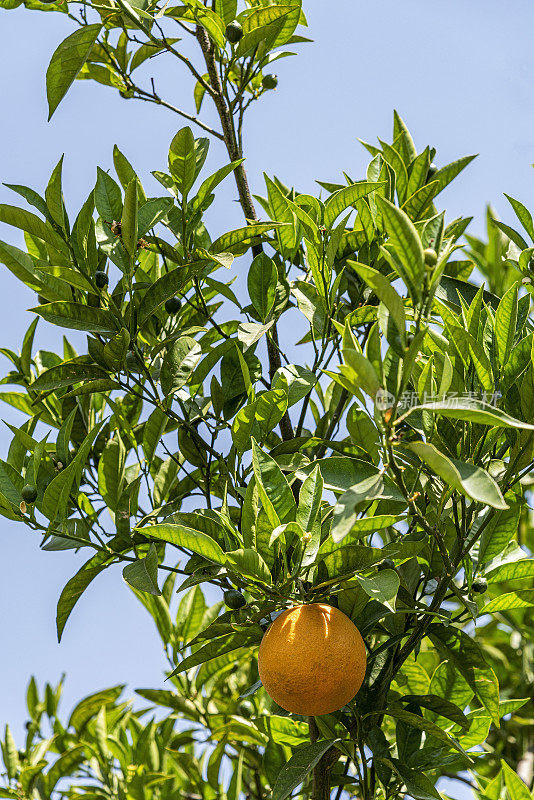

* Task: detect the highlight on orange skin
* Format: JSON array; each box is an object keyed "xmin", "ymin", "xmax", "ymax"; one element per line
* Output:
[{"xmin": 258, "ymin": 603, "xmax": 367, "ymax": 716}]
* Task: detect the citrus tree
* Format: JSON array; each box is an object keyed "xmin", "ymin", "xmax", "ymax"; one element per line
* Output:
[{"xmin": 0, "ymin": 1, "xmax": 533, "ymax": 799}]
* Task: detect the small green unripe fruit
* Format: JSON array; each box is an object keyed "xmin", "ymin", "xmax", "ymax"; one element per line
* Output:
[
  {"xmin": 427, "ymin": 162, "xmax": 438, "ymax": 180},
  {"xmin": 378, "ymin": 558, "xmax": 395, "ymax": 571},
  {"xmin": 21, "ymin": 484, "xmax": 37, "ymax": 504},
  {"xmin": 423, "ymin": 248, "xmax": 438, "ymax": 267},
  {"xmin": 262, "ymin": 73, "xmax": 278, "ymax": 90},
  {"xmin": 226, "ymin": 20, "xmax": 243, "ymax": 43},
  {"xmin": 224, "ymin": 589, "xmax": 246, "ymax": 609},
  {"xmin": 472, "ymin": 577, "xmax": 488, "ymax": 594},
  {"xmin": 95, "ymin": 271, "xmax": 109, "ymax": 289},
  {"xmin": 164, "ymin": 296, "xmax": 182, "ymax": 315},
  {"xmin": 237, "ymin": 700, "xmax": 254, "ymax": 717}
]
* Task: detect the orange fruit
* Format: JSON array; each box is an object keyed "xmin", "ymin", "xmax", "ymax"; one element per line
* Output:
[{"xmin": 258, "ymin": 603, "xmax": 367, "ymax": 715}]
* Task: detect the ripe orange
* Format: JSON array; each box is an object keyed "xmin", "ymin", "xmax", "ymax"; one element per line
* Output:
[{"xmin": 258, "ymin": 603, "xmax": 367, "ymax": 715}]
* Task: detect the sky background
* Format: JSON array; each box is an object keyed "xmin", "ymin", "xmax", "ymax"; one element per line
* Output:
[{"xmin": 0, "ymin": 0, "xmax": 532, "ymax": 792}]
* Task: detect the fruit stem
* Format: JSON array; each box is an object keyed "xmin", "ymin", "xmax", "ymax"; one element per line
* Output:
[{"xmin": 309, "ymin": 717, "xmax": 331, "ymax": 800}]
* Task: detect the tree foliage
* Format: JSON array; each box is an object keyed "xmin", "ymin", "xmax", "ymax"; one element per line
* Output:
[{"xmin": 0, "ymin": 1, "xmax": 533, "ymax": 799}]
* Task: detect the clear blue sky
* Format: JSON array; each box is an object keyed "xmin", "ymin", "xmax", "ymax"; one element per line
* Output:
[{"xmin": 0, "ymin": 0, "xmax": 532, "ymax": 786}]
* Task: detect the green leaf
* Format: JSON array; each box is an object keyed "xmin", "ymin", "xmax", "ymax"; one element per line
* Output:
[
  {"xmin": 103, "ymin": 328, "xmax": 130, "ymax": 368},
  {"xmin": 145, "ymin": 523, "xmax": 226, "ymax": 564},
  {"xmin": 357, "ymin": 569, "xmax": 399, "ymax": 612},
  {"xmin": 56, "ymin": 559, "xmax": 106, "ymax": 642},
  {"xmin": 272, "ymin": 739, "xmax": 337, "ymax": 800},
  {"xmin": 504, "ymin": 194, "xmax": 534, "ymax": 241},
  {"xmin": 95, "ymin": 167, "xmax": 123, "ymax": 223},
  {"xmin": 495, "ymin": 282, "xmax": 518, "ymax": 367},
  {"xmin": 123, "ymin": 544, "xmax": 161, "ymax": 595},
  {"xmin": 501, "ymin": 759, "xmax": 533, "ymax": 800},
  {"xmin": 251, "ymin": 439, "xmax": 296, "ymax": 527},
  {"xmin": 481, "ymin": 590, "xmax": 534, "ymax": 614},
  {"xmin": 192, "ymin": 158, "xmax": 244, "ymax": 211},
  {"xmin": 113, "ymin": 145, "xmax": 146, "ymax": 202},
  {"xmin": 237, "ymin": 321, "xmax": 274, "ymax": 351},
  {"xmin": 161, "ymin": 336, "xmax": 202, "ymax": 396},
  {"xmin": 47, "ymin": 25, "xmax": 102, "ymax": 119},
  {"xmin": 43, "ymin": 422, "xmax": 104, "ymax": 524},
  {"xmin": 137, "ymin": 266, "xmax": 195, "ymax": 326},
  {"xmin": 247, "ymin": 252, "xmax": 277, "ymax": 321},
  {"xmin": 324, "ymin": 181, "xmax": 382, "ymax": 227},
  {"xmin": 294, "ymin": 457, "xmax": 404, "ymax": 501},
  {"xmin": 3, "ymin": 725, "xmax": 19, "ymax": 780},
  {"xmin": 142, "ymin": 407, "xmax": 167, "ymax": 465},
  {"xmin": 382, "ymin": 708, "xmax": 468, "ymax": 756},
  {"xmin": 47, "ymin": 746, "xmax": 86, "ymax": 790},
  {"xmin": 446, "ymin": 326, "xmax": 494, "ymax": 393},
  {"xmin": 297, "ymin": 465, "xmax": 323, "ymax": 532},
  {"xmin": 431, "ymin": 155, "xmax": 477, "ymax": 196},
  {"xmin": 121, "ymin": 179, "xmax": 138, "ymax": 257},
  {"xmin": 377, "ymin": 196, "xmax": 424, "ymax": 302},
  {"xmin": 225, "ymin": 549, "xmax": 272, "ymax": 584},
  {"xmin": 31, "ymin": 302, "xmax": 118, "ymax": 335},
  {"xmin": 0, "ymin": 205, "xmax": 68, "ymax": 255},
  {"xmin": 168, "ymin": 127, "xmax": 196, "ymax": 196},
  {"xmin": 31, "ymin": 361, "xmax": 108, "ymax": 390},
  {"xmin": 45, "ymin": 155, "xmax": 66, "ymax": 229},
  {"xmin": 478, "ymin": 503, "xmax": 521, "ymax": 565},
  {"xmin": 399, "ymin": 694, "xmax": 469, "ymax": 729},
  {"xmin": 255, "ymin": 389, "xmax": 288, "ymax": 439},
  {"xmin": 350, "ymin": 261, "xmax": 405, "ymax": 348},
  {"xmin": 429, "ymin": 625, "xmax": 500, "ymax": 725},
  {"xmin": 332, "ymin": 475, "xmax": 388, "ymax": 542},
  {"xmin": 137, "ymin": 197, "xmax": 173, "ymax": 237},
  {"xmin": 486, "ymin": 558, "xmax": 534, "ymax": 583},
  {"xmin": 385, "ymin": 758, "xmax": 442, "ymax": 800},
  {"xmin": 408, "ymin": 442, "xmax": 508, "ymax": 510},
  {"xmin": 255, "ymin": 716, "xmax": 309, "ymax": 747},
  {"xmin": 210, "ymin": 223, "xmax": 281, "ymax": 254},
  {"xmin": 169, "ymin": 629, "xmax": 262, "ymax": 677},
  {"xmin": 404, "ymin": 398, "xmax": 533, "ymax": 430},
  {"xmin": 97, "ymin": 436, "xmax": 126, "ymax": 512}
]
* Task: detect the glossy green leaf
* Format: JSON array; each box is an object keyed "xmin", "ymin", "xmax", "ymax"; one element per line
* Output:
[
  {"xmin": 429, "ymin": 625, "xmax": 500, "ymax": 725},
  {"xmin": 251, "ymin": 439, "xmax": 296, "ymax": 527},
  {"xmin": 145, "ymin": 523, "xmax": 226, "ymax": 564},
  {"xmin": 56, "ymin": 559, "xmax": 106, "ymax": 642},
  {"xmin": 501, "ymin": 759, "xmax": 533, "ymax": 800},
  {"xmin": 324, "ymin": 181, "xmax": 382, "ymax": 227},
  {"xmin": 121, "ymin": 179, "xmax": 138, "ymax": 257},
  {"xmin": 495, "ymin": 282, "xmax": 518, "ymax": 368},
  {"xmin": 486, "ymin": 559, "xmax": 534, "ymax": 583},
  {"xmin": 357, "ymin": 569, "xmax": 399, "ymax": 612},
  {"xmin": 47, "ymin": 25, "xmax": 102, "ymax": 119},
  {"xmin": 481, "ymin": 590, "xmax": 534, "ymax": 614},
  {"xmin": 225, "ymin": 549, "xmax": 272, "ymax": 584},
  {"xmin": 31, "ymin": 361, "xmax": 108, "ymax": 390},
  {"xmin": 31, "ymin": 302, "xmax": 118, "ymax": 335},
  {"xmin": 404, "ymin": 398, "xmax": 533, "ymax": 430},
  {"xmin": 377, "ymin": 195, "xmax": 424, "ymax": 302},
  {"xmin": 408, "ymin": 442, "xmax": 508, "ymax": 510},
  {"xmin": 272, "ymin": 739, "xmax": 337, "ymax": 800},
  {"xmin": 161, "ymin": 337, "xmax": 202, "ymax": 396},
  {"xmin": 137, "ymin": 266, "xmax": 195, "ymax": 326},
  {"xmin": 95, "ymin": 167, "xmax": 123, "ymax": 223},
  {"xmin": 247, "ymin": 252, "xmax": 277, "ymax": 321},
  {"xmin": 123, "ymin": 544, "xmax": 161, "ymax": 595}
]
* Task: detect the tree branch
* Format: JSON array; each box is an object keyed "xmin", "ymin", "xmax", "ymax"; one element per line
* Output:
[
  {"xmin": 195, "ymin": 24, "xmax": 294, "ymax": 442},
  {"xmin": 309, "ymin": 717, "xmax": 332, "ymax": 800}
]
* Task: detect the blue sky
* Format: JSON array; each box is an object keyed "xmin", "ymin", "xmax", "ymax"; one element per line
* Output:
[{"xmin": 0, "ymin": 0, "xmax": 532, "ymax": 787}]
